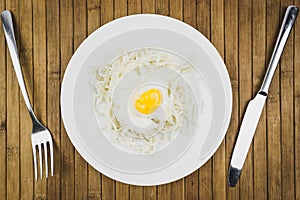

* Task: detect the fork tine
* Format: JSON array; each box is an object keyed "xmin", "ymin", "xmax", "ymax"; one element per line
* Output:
[
  {"xmin": 38, "ymin": 143, "xmax": 43, "ymax": 179},
  {"xmin": 32, "ymin": 145, "xmax": 38, "ymax": 180},
  {"xmin": 49, "ymin": 140, "xmax": 54, "ymax": 176},
  {"xmin": 43, "ymin": 142, "xmax": 48, "ymax": 178}
]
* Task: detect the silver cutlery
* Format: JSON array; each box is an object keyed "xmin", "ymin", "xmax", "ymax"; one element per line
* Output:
[
  {"xmin": 1, "ymin": 10, "xmax": 54, "ymax": 180},
  {"xmin": 228, "ymin": 5, "xmax": 298, "ymax": 187}
]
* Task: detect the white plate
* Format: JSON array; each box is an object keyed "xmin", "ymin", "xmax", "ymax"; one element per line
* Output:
[{"xmin": 61, "ymin": 14, "xmax": 232, "ymax": 186}]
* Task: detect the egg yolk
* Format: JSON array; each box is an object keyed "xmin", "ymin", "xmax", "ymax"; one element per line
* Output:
[{"xmin": 135, "ymin": 88, "xmax": 161, "ymax": 114}]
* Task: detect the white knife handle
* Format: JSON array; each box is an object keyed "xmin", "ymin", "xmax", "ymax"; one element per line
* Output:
[{"xmin": 259, "ymin": 5, "xmax": 298, "ymax": 95}]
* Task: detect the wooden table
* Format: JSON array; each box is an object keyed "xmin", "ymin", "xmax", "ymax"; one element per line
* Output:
[{"xmin": 0, "ymin": 0, "xmax": 299, "ymax": 199}]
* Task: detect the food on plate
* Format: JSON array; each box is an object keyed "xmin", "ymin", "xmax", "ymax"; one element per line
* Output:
[
  {"xmin": 90, "ymin": 48, "xmax": 197, "ymax": 154},
  {"xmin": 134, "ymin": 88, "xmax": 161, "ymax": 115}
]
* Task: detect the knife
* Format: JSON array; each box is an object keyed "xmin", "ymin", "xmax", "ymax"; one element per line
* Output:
[{"xmin": 228, "ymin": 5, "xmax": 299, "ymax": 187}]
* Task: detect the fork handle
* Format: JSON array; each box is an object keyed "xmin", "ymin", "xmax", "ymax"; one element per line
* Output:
[{"xmin": 1, "ymin": 10, "xmax": 36, "ymax": 118}]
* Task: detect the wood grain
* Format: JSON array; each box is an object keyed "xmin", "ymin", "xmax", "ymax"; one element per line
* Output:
[
  {"xmin": 156, "ymin": 0, "xmax": 169, "ymax": 16},
  {"xmin": 238, "ymin": 0, "xmax": 254, "ymax": 199},
  {"xmin": 211, "ymin": 0, "xmax": 226, "ymax": 199},
  {"xmin": 252, "ymin": 0, "xmax": 267, "ymax": 199},
  {"xmin": 33, "ymin": 0, "xmax": 47, "ymax": 196},
  {"xmin": 280, "ymin": 1, "xmax": 295, "ymax": 200},
  {"xmin": 142, "ymin": 0, "xmax": 155, "ymax": 14},
  {"xmin": 294, "ymin": 1, "xmax": 300, "ymax": 199},
  {"xmin": 0, "ymin": 0, "xmax": 6, "ymax": 198},
  {"xmin": 6, "ymin": 1, "xmax": 20, "ymax": 199},
  {"xmin": 266, "ymin": 1, "xmax": 282, "ymax": 199},
  {"xmin": 143, "ymin": 186, "xmax": 156, "ymax": 200},
  {"xmin": 128, "ymin": 0, "xmax": 141, "ymax": 14},
  {"xmin": 19, "ymin": 0, "xmax": 33, "ymax": 199},
  {"xmin": 60, "ymin": 0, "xmax": 75, "ymax": 199},
  {"xmin": 224, "ymin": 0, "xmax": 239, "ymax": 199},
  {"xmin": 1, "ymin": 0, "xmax": 299, "ymax": 199},
  {"xmin": 116, "ymin": 182, "xmax": 129, "ymax": 200},
  {"xmin": 157, "ymin": 184, "xmax": 171, "ymax": 200},
  {"xmin": 46, "ymin": 0, "xmax": 61, "ymax": 198},
  {"xmin": 115, "ymin": 0, "xmax": 127, "ymax": 18}
]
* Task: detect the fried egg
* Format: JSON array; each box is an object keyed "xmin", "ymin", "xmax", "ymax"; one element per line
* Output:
[
  {"xmin": 128, "ymin": 84, "xmax": 168, "ymax": 130},
  {"xmin": 135, "ymin": 88, "xmax": 161, "ymax": 115}
]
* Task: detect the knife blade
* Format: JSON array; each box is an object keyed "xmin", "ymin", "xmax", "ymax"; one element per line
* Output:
[
  {"xmin": 228, "ymin": 5, "xmax": 298, "ymax": 187},
  {"xmin": 228, "ymin": 92, "xmax": 266, "ymax": 186}
]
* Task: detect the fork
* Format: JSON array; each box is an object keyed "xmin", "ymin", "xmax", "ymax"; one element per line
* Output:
[{"xmin": 1, "ymin": 10, "xmax": 54, "ymax": 180}]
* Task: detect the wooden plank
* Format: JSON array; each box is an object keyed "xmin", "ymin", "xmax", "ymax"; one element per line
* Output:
[
  {"xmin": 294, "ymin": 1, "xmax": 300, "ymax": 199},
  {"xmin": 141, "ymin": 1, "xmax": 157, "ymax": 199},
  {"xmin": 128, "ymin": 0, "xmax": 141, "ymax": 14},
  {"xmin": 100, "ymin": 1, "xmax": 115, "ymax": 199},
  {"xmin": 142, "ymin": 0, "xmax": 155, "ymax": 14},
  {"xmin": 184, "ymin": 170, "xmax": 198, "ymax": 200},
  {"xmin": 183, "ymin": 0, "xmax": 196, "ymax": 27},
  {"xmin": 6, "ymin": 1, "xmax": 20, "ymax": 199},
  {"xmin": 73, "ymin": 0, "xmax": 88, "ymax": 199},
  {"xmin": 116, "ymin": 182, "xmax": 129, "ymax": 200},
  {"xmin": 182, "ymin": 1, "xmax": 198, "ymax": 200},
  {"xmin": 60, "ymin": 0, "xmax": 75, "ymax": 199},
  {"xmin": 185, "ymin": 172, "xmax": 198, "ymax": 200},
  {"xmin": 171, "ymin": 179, "xmax": 184, "ymax": 200},
  {"xmin": 46, "ymin": 0, "xmax": 61, "ymax": 198},
  {"xmin": 33, "ymin": 0, "xmax": 47, "ymax": 198},
  {"xmin": 130, "ymin": 185, "xmax": 143, "ymax": 200},
  {"xmin": 197, "ymin": 0, "xmax": 210, "ymax": 39},
  {"xmin": 211, "ymin": 0, "xmax": 226, "ymax": 199},
  {"xmin": 266, "ymin": 1, "xmax": 282, "ymax": 199},
  {"xmin": 19, "ymin": 0, "xmax": 34, "ymax": 199},
  {"xmin": 169, "ymin": 0, "xmax": 182, "ymax": 20},
  {"xmin": 196, "ymin": 0, "xmax": 212, "ymax": 199},
  {"xmin": 143, "ymin": 185, "xmax": 156, "ymax": 200},
  {"xmin": 87, "ymin": 0, "xmax": 102, "ymax": 199},
  {"xmin": 156, "ymin": 0, "xmax": 169, "ymax": 16},
  {"xmin": 252, "ymin": 0, "xmax": 267, "ymax": 199},
  {"xmin": 224, "ymin": 0, "xmax": 239, "ymax": 199},
  {"xmin": 280, "ymin": 1, "xmax": 295, "ymax": 199},
  {"xmin": 102, "ymin": 175, "xmax": 115, "ymax": 200},
  {"xmin": 157, "ymin": 184, "xmax": 171, "ymax": 200},
  {"xmin": 115, "ymin": 0, "xmax": 127, "ymax": 18},
  {"xmin": 0, "ymin": 0, "xmax": 6, "ymax": 198},
  {"xmin": 238, "ymin": 0, "xmax": 254, "ymax": 198}
]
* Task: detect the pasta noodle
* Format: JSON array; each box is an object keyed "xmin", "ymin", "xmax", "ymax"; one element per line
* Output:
[{"xmin": 90, "ymin": 48, "xmax": 193, "ymax": 154}]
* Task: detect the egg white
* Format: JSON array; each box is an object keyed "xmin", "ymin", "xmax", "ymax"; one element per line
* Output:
[{"xmin": 122, "ymin": 85, "xmax": 172, "ymax": 142}]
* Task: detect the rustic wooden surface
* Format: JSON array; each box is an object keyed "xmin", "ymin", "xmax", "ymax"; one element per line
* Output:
[{"xmin": 0, "ymin": 0, "xmax": 299, "ymax": 199}]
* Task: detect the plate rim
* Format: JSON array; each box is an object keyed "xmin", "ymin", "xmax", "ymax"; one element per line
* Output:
[{"xmin": 60, "ymin": 14, "xmax": 232, "ymax": 186}]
